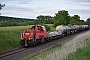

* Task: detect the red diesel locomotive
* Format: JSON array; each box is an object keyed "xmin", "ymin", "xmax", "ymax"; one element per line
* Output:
[
  {"xmin": 20, "ymin": 25, "xmax": 49, "ymax": 46},
  {"xmin": 20, "ymin": 25, "xmax": 89, "ymax": 47}
]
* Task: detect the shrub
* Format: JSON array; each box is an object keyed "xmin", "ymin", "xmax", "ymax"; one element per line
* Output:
[{"xmin": 44, "ymin": 25, "xmax": 51, "ymax": 31}]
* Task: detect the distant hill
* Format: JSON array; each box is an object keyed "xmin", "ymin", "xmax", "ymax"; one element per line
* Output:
[
  {"xmin": 0, "ymin": 16, "xmax": 35, "ymax": 21},
  {"xmin": 0, "ymin": 16, "xmax": 35, "ymax": 26}
]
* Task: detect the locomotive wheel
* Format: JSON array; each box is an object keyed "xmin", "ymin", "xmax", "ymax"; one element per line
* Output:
[
  {"xmin": 66, "ymin": 33, "xmax": 69, "ymax": 36},
  {"xmin": 41, "ymin": 38, "xmax": 45, "ymax": 43},
  {"xmin": 46, "ymin": 37, "xmax": 50, "ymax": 42},
  {"xmin": 33, "ymin": 41, "xmax": 37, "ymax": 45}
]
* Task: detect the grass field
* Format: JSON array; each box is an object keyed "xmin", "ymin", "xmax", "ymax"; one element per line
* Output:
[
  {"xmin": 65, "ymin": 39, "xmax": 90, "ymax": 60},
  {"xmin": 0, "ymin": 24, "xmax": 53, "ymax": 52},
  {"xmin": 0, "ymin": 25, "xmax": 33, "ymax": 52}
]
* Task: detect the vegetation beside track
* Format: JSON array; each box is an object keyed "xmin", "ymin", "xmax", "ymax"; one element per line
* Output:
[
  {"xmin": 0, "ymin": 25, "xmax": 32, "ymax": 52},
  {"xmin": 65, "ymin": 39, "xmax": 90, "ymax": 60},
  {"xmin": 23, "ymin": 43, "xmax": 62, "ymax": 60},
  {"xmin": 23, "ymin": 36, "xmax": 90, "ymax": 60}
]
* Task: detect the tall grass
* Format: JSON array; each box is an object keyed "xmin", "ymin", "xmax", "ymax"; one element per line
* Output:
[
  {"xmin": 45, "ymin": 24, "xmax": 54, "ymax": 27},
  {"xmin": 65, "ymin": 39, "xmax": 90, "ymax": 60},
  {"xmin": 0, "ymin": 25, "xmax": 32, "ymax": 52},
  {"xmin": 23, "ymin": 44, "xmax": 62, "ymax": 60}
]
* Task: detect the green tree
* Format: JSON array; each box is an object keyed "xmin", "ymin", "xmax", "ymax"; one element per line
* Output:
[
  {"xmin": 69, "ymin": 16, "xmax": 79, "ymax": 25},
  {"xmin": 73, "ymin": 15, "xmax": 80, "ymax": 21},
  {"xmin": 85, "ymin": 17, "xmax": 90, "ymax": 26},
  {"xmin": 36, "ymin": 15, "xmax": 45, "ymax": 24},
  {"xmin": 44, "ymin": 24, "xmax": 51, "ymax": 31},
  {"xmin": 44, "ymin": 15, "xmax": 54, "ymax": 24},
  {"xmin": 36, "ymin": 15, "xmax": 53, "ymax": 24},
  {"xmin": 0, "ymin": 20, "xmax": 9, "ymax": 27},
  {"xmin": 69, "ymin": 15, "xmax": 84, "ymax": 25},
  {"xmin": 54, "ymin": 10, "xmax": 70, "ymax": 27},
  {"xmin": 0, "ymin": 3, "xmax": 5, "ymax": 15},
  {"xmin": 79, "ymin": 20, "xmax": 85, "ymax": 25}
]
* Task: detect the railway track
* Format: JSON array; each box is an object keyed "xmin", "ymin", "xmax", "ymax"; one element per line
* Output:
[
  {"xmin": 0, "ymin": 30, "xmax": 89, "ymax": 60},
  {"xmin": 0, "ymin": 47, "xmax": 27, "ymax": 59},
  {"xmin": 0, "ymin": 47, "xmax": 22, "ymax": 55}
]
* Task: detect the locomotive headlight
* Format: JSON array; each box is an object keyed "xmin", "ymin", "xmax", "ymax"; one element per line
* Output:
[
  {"xmin": 25, "ymin": 33, "xmax": 29, "ymax": 35},
  {"xmin": 29, "ymin": 38, "xmax": 30, "ymax": 40},
  {"xmin": 24, "ymin": 36, "xmax": 26, "ymax": 38},
  {"xmin": 21, "ymin": 38, "xmax": 23, "ymax": 40}
]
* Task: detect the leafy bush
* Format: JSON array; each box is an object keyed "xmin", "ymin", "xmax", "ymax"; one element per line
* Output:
[{"xmin": 44, "ymin": 25, "xmax": 51, "ymax": 31}]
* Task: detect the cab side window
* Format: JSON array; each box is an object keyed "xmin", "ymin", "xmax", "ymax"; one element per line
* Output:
[
  {"xmin": 31, "ymin": 26, "xmax": 35, "ymax": 30},
  {"xmin": 38, "ymin": 26, "xmax": 41, "ymax": 30}
]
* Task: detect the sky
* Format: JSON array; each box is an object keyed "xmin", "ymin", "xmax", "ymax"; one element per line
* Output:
[{"xmin": 0, "ymin": 0, "xmax": 90, "ymax": 20}]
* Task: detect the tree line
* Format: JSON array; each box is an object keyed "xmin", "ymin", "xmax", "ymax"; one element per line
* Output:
[
  {"xmin": 85, "ymin": 18, "xmax": 90, "ymax": 26},
  {"xmin": 35, "ymin": 15, "xmax": 54, "ymax": 24},
  {"xmin": 0, "ymin": 10, "xmax": 90, "ymax": 27},
  {"xmin": 0, "ymin": 15, "xmax": 53, "ymax": 27},
  {"xmin": 0, "ymin": 16, "xmax": 35, "ymax": 26},
  {"xmin": 54, "ymin": 10, "xmax": 88, "ymax": 27},
  {"xmin": 0, "ymin": 3, "xmax": 90, "ymax": 27}
]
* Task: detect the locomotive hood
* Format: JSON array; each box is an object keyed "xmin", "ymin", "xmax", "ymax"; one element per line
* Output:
[{"xmin": 22, "ymin": 30, "xmax": 34, "ymax": 40}]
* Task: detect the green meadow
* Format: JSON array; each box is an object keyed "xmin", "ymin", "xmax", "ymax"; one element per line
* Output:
[{"xmin": 0, "ymin": 25, "xmax": 32, "ymax": 52}]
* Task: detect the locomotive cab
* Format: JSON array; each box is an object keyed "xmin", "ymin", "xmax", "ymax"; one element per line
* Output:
[{"xmin": 20, "ymin": 25, "xmax": 49, "ymax": 46}]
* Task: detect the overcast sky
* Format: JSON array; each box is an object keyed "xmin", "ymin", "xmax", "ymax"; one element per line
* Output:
[{"xmin": 0, "ymin": 0, "xmax": 90, "ymax": 20}]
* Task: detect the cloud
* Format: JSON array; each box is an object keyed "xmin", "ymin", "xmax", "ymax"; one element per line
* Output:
[
  {"xmin": 0, "ymin": 0, "xmax": 32, "ymax": 2},
  {"xmin": 82, "ymin": 5, "xmax": 90, "ymax": 6},
  {"xmin": 68, "ymin": 9, "xmax": 90, "ymax": 14},
  {"xmin": 1, "ymin": 6, "xmax": 56, "ymax": 19},
  {"xmin": 1, "ymin": 0, "xmax": 90, "ymax": 20},
  {"xmin": 0, "ymin": 0, "xmax": 32, "ymax": 4},
  {"xmin": 73, "ymin": 0, "xmax": 90, "ymax": 2},
  {"xmin": 66, "ymin": 2, "xmax": 90, "ymax": 7},
  {"xmin": 68, "ymin": 9, "xmax": 90, "ymax": 20},
  {"xmin": 3, "ymin": 5, "xmax": 36, "ymax": 12},
  {"xmin": 80, "ymin": 14, "xmax": 90, "ymax": 20}
]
